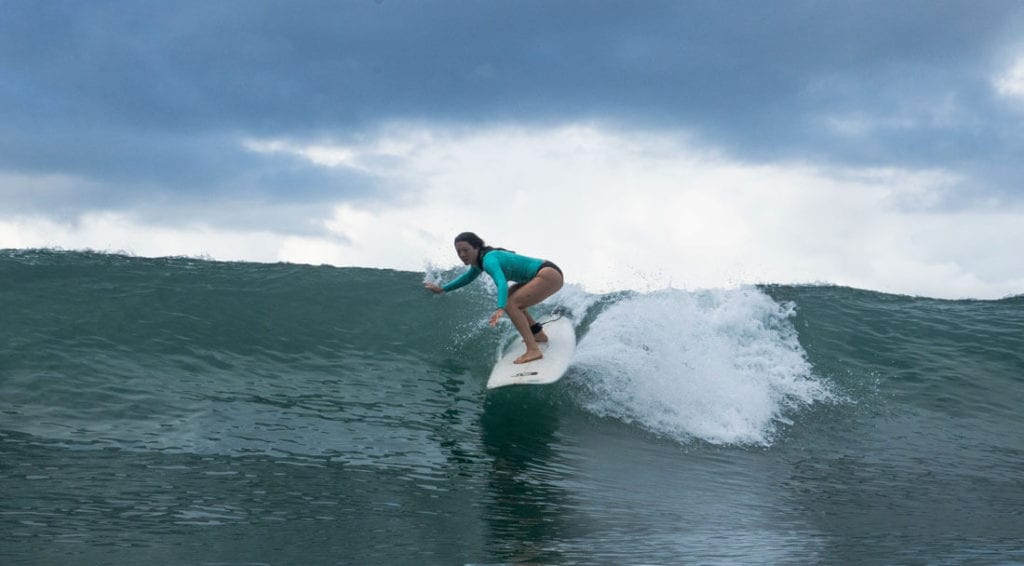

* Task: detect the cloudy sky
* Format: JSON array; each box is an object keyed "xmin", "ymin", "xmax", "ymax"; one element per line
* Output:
[{"xmin": 3, "ymin": 0, "xmax": 1023, "ymax": 298}]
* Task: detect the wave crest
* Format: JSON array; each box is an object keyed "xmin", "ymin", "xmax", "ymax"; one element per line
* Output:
[{"xmin": 574, "ymin": 286, "xmax": 833, "ymax": 446}]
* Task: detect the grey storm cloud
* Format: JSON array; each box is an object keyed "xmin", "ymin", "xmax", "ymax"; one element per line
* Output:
[{"xmin": 2, "ymin": 0, "xmax": 1024, "ymax": 210}]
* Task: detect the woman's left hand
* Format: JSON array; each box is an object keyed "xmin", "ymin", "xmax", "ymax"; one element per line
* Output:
[{"xmin": 488, "ymin": 308, "xmax": 505, "ymax": 327}]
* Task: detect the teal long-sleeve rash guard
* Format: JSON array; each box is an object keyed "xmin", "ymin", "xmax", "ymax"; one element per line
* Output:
[{"xmin": 441, "ymin": 250, "xmax": 545, "ymax": 309}]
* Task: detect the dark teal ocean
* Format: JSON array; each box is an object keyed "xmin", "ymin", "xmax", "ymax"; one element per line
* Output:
[{"xmin": 2, "ymin": 250, "xmax": 1022, "ymax": 564}]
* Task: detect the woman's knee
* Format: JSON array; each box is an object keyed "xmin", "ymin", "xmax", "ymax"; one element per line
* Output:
[{"xmin": 507, "ymin": 295, "xmax": 528, "ymax": 310}]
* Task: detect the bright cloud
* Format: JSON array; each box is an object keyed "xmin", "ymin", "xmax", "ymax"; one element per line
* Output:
[
  {"xmin": 995, "ymin": 55, "xmax": 1024, "ymax": 101},
  {"xmin": 0, "ymin": 212, "xmax": 286, "ymax": 263},
  {"xmin": 3, "ymin": 123, "xmax": 1023, "ymax": 299},
  {"xmin": 252, "ymin": 124, "xmax": 1023, "ymax": 299},
  {"xmin": 243, "ymin": 139, "xmax": 363, "ymax": 170}
]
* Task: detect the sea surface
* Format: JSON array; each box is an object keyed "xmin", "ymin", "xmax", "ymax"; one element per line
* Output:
[{"xmin": 2, "ymin": 249, "xmax": 1022, "ymax": 564}]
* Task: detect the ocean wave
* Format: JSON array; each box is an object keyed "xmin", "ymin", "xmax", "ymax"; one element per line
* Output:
[{"xmin": 573, "ymin": 286, "xmax": 835, "ymax": 446}]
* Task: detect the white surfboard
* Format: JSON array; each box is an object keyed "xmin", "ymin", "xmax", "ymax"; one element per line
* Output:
[{"xmin": 486, "ymin": 317, "xmax": 576, "ymax": 389}]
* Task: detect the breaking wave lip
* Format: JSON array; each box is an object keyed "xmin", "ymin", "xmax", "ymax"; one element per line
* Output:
[{"xmin": 572, "ymin": 286, "xmax": 835, "ymax": 446}]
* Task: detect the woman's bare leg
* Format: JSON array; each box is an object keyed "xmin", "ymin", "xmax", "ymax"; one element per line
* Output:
[
  {"xmin": 508, "ymin": 286, "xmax": 548, "ymax": 342},
  {"xmin": 506, "ymin": 268, "xmax": 563, "ymax": 364}
]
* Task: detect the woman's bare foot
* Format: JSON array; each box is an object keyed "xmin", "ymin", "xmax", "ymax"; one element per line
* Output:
[
  {"xmin": 514, "ymin": 349, "xmax": 543, "ymax": 364},
  {"xmin": 534, "ymin": 330, "xmax": 549, "ymax": 343}
]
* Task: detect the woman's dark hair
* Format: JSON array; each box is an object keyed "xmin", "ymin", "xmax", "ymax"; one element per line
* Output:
[
  {"xmin": 454, "ymin": 232, "xmax": 485, "ymax": 249},
  {"xmin": 455, "ymin": 232, "xmax": 511, "ymax": 269}
]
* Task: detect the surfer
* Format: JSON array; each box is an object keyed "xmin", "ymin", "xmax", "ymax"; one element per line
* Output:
[{"xmin": 425, "ymin": 232, "xmax": 564, "ymax": 364}]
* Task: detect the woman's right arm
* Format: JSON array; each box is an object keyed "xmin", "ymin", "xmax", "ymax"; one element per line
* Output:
[{"xmin": 426, "ymin": 266, "xmax": 481, "ymax": 294}]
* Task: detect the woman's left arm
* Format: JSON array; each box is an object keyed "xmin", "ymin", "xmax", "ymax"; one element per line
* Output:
[{"xmin": 482, "ymin": 255, "xmax": 509, "ymax": 325}]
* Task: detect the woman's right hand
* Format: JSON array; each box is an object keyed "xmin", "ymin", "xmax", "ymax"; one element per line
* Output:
[{"xmin": 424, "ymin": 283, "xmax": 443, "ymax": 294}]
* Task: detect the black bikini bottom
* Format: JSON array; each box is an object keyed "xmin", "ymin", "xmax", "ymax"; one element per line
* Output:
[{"xmin": 538, "ymin": 260, "xmax": 563, "ymax": 277}]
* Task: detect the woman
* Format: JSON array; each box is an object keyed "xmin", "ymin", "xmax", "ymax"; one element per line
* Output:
[{"xmin": 425, "ymin": 232, "xmax": 564, "ymax": 364}]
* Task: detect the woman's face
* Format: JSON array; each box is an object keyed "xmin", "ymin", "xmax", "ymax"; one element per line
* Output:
[{"xmin": 455, "ymin": 241, "xmax": 478, "ymax": 265}]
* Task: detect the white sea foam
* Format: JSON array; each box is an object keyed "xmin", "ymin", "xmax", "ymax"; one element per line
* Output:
[{"xmin": 573, "ymin": 286, "xmax": 832, "ymax": 446}]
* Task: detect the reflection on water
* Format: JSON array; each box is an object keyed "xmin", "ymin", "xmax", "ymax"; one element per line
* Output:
[{"xmin": 480, "ymin": 389, "xmax": 575, "ymax": 563}]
